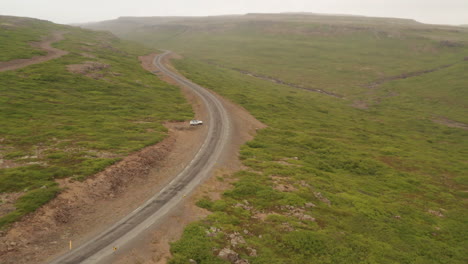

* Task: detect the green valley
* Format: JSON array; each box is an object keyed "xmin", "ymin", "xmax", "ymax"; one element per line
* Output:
[
  {"xmin": 0, "ymin": 16, "xmax": 193, "ymax": 228},
  {"xmin": 86, "ymin": 14, "xmax": 468, "ymax": 263}
]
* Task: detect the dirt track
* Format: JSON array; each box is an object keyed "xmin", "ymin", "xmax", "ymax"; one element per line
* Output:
[
  {"xmin": 0, "ymin": 54, "xmax": 208, "ymax": 263},
  {"xmin": 0, "ymin": 32, "xmax": 68, "ymax": 72},
  {"xmin": 0, "ymin": 52, "xmax": 264, "ymax": 264}
]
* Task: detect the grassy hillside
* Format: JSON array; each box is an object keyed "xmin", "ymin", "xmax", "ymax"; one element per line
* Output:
[
  {"xmin": 90, "ymin": 14, "xmax": 468, "ymax": 263},
  {"xmin": 87, "ymin": 14, "xmax": 468, "ymax": 100},
  {"xmin": 0, "ymin": 16, "xmax": 193, "ymax": 228},
  {"xmin": 0, "ymin": 16, "xmax": 57, "ymax": 61}
]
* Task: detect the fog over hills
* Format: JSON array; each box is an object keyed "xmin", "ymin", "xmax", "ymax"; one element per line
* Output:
[
  {"xmin": 1, "ymin": 9, "xmax": 467, "ymax": 264},
  {"xmin": 81, "ymin": 11, "xmax": 468, "ymax": 264}
]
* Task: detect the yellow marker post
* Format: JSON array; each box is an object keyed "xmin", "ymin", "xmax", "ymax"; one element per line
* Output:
[
  {"xmin": 69, "ymin": 240, "xmax": 72, "ymax": 250},
  {"xmin": 113, "ymin": 246, "xmax": 118, "ymax": 252}
]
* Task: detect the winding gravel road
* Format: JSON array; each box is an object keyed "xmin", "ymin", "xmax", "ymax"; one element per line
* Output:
[{"xmin": 49, "ymin": 51, "xmax": 231, "ymax": 264}]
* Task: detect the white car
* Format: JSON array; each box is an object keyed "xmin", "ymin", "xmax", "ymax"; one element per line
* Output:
[{"xmin": 190, "ymin": 120, "xmax": 203, "ymax": 126}]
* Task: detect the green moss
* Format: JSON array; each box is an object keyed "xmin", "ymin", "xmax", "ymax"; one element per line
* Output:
[
  {"xmin": 169, "ymin": 223, "xmax": 226, "ymax": 264},
  {"xmin": 0, "ymin": 185, "xmax": 60, "ymax": 228},
  {"xmin": 0, "ymin": 16, "xmax": 57, "ymax": 61},
  {"xmin": 154, "ymin": 17, "xmax": 468, "ymax": 263},
  {"xmin": 0, "ymin": 16, "xmax": 194, "ymax": 228}
]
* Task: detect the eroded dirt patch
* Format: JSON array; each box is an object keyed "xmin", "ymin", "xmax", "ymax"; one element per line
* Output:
[
  {"xmin": 271, "ymin": 176, "xmax": 297, "ymax": 193},
  {"xmin": 80, "ymin": 53, "xmax": 96, "ymax": 58},
  {"xmin": 0, "ymin": 158, "xmax": 21, "ymax": 169},
  {"xmin": 433, "ymin": 117, "xmax": 468, "ymax": 130},
  {"xmin": 67, "ymin": 61, "xmax": 111, "ymax": 79},
  {"xmin": 0, "ymin": 192, "xmax": 24, "ymax": 219},
  {"xmin": 352, "ymin": 100, "xmax": 370, "ymax": 110}
]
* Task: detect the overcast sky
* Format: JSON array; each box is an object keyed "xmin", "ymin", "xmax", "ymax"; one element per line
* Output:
[{"xmin": 1, "ymin": 0, "xmax": 467, "ymax": 25}]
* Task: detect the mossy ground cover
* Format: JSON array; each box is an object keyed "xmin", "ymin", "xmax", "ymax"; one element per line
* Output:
[
  {"xmin": 0, "ymin": 17, "xmax": 193, "ymax": 228},
  {"xmin": 0, "ymin": 16, "xmax": 57, "ymax": 61},
  {"xmin": 105, "ymin": 14, "xmax": 468, "ymax": 98},
  {"xmin": 94, "ymin": 14, "xmax": 468, "ymax": 263},
  {"xmin": 168, "ymin": 58, "xmax": 467, "ymax": 264}
]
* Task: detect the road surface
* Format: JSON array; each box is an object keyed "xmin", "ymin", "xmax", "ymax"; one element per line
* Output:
[{"xmin": 49, "ymin": 51, "xmax": 231, "ymax": 263}]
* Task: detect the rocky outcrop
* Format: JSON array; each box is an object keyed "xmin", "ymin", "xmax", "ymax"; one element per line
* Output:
[
  {"xmin": 206, "ymin": 226, "xmax": 222, "ymax": 237},
  {"xmin": 229, "ymin": 232, "xmax": 246, "ymax": 247},
  {"xmin": 314, "ymin": 192, "xmax": 331, "ymax": 206},
  {"xmin": 247, "ymin": 247, "xmax": 257, "ymax": 257},
  {"xmin": 218, "ymin": 248, "xmax": 239, "ymax": 263}
]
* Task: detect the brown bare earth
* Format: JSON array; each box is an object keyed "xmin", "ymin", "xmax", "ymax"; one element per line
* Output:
[
  {"xmin": 0, "ymin": 53, "xmax": 265, "ymax": 264},
  {"xmin": 66, "ymin": 61, "xmax": 111, "ymax": 79},
  {"xmin": 433, "ymin": 116, "xmax": 468, "ymax": 130},
  {"xmin": 0, "ymin": 193, "xmax": 23, "ymax": 221},
  {"xmin": 0, "ymin": 32, "xmax": 69, "ymax": 72}
]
